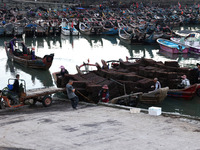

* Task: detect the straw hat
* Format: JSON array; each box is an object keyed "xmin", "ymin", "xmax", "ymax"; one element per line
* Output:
[{"xmin": 102, "ymin": 85, "xmax": 108, "ymax": 89}]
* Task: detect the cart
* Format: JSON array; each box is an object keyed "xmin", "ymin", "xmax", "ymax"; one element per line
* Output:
[{"xmin": 0, "ymin": 78, "xmax": 65, "ymax": 109}]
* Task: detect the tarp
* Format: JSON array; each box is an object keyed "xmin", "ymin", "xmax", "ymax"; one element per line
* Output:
[{"xmin": 75, "ymin": 7, "xmax": 85, "ymax": 10}]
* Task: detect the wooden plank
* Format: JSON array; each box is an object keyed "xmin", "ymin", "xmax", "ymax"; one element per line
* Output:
[{"xmin": 24, "ymin": 87, "xmax": 65, "ymax": 99}]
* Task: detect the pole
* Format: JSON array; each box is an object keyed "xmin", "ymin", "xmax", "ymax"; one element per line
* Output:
[{"xmin": 110, "ymin": 78, "xmax": 126, "ymax": 95}]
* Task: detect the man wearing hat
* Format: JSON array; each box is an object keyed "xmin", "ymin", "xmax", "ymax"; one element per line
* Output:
[
  {"xmin": 178, "ymin": 75, "xmax": 190, "ymax": 89},
  {"xmin": 98, "ymin": 85, "xmax": 109, "ymax": 103},
  {"xmin": 59, "ymin": 65, "xmax": 69, "ymax": 77}
]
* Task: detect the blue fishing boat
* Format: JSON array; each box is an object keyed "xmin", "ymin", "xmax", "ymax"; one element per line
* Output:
[{"xmin": 157, "ymin": 38, "xmax": 189, "ymax": 54}]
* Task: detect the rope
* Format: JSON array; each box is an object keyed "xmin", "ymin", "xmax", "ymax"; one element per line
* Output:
[{"xmin": 76, "ymin": 90, "xmax": 94, "ymax": 103}]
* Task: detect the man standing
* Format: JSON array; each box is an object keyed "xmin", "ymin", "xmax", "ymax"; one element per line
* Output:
[
  {"xmin": 12, "ymin": 74, "xmax": 20, "ymax": 95},
  {"xmin": 66, "ymin": 80, "xmax": 79, "ymax": 110}
]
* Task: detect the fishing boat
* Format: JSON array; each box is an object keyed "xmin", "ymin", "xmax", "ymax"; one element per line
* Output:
[
  {"xmin": 157, "ymin": 38, "xmax": 189, "ymax": 54},
  {"xmin": 14, "ymin": 23, "xmax": 24, "ymax": 37},
  {"xmin": 119, "ymin": 28, "xmax": 154, "ymax": 44},
  {"xmin": 175, "ymin": 30, "xmax": 195, "ymax": 37},
  {"xmin": 170, "ymin": 34, "xmax": 200, "ymax": 55},
  {"xmin": 140, "ymin": 87, "xmax": 169, "ymax": 104},
  {"xmin": 118, "ymin": 28, "xmax": 133, "ymax": 44},
  {"xmin": 61, "ymin": 23, "xmax": 79, "ymax": 36},
  {"xmin": 4, "ymin": 41, "xmax": 54, "ymax": 70},
  {"xmin": 24, "ymin": 23, "xmax": 37, "ymax": 37},
  {"xmin": 167, "ymin": 84, "xmax": 200, "ymax": 99},
  {"xmin": 101, "ymin": 21, "xmax": 118, "ymax": 35},
  {"xmin": 79, "ymin": 22, "xmax": 94, "ymax": 35}
]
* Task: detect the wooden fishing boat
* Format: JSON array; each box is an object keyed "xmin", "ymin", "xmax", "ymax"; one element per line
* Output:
[
  {"xmin": 24, "ymin": 23, "xmax": 37, "ymax": 37},
  {"xmin": 170, "ymin": 34, "xmax": 200, "ymax": 55},
  {"xmin": 61, "ymin": 24, "xmax": 79, "ymax": 36},
  {"xmin": 101, "ymin": 21, "xmax": 118, "ymax": 35},
  {"xmin": 140, "ymin": 87, "xmax": 169, "ymax": 104},
  {"xmin": 79, "ymin": 22, "xmax": 94, "ymax": 35},
  {"xmin": 157, "ymin": 38, "xmax": 189, "ymax": 54},
  {"xmin": 4, "ymin": 41, "xmax": 54, "ymax": 70},
  {"xmin": 167, "ymin": 84, "xmax": 200, "ymax": 99},
  {"xmin": 14, "ymin": 23, "xmax": 24, "ymax": 37},
  {"xmin": 118, "ymin": 28, "xmax": 134, "ymax": 44}
]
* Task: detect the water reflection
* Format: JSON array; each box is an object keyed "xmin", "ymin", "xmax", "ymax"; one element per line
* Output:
[
  {"xmin": 29, "ymin": 36, "xmax": 62, "ymax": 49},
  {"xmin": 6, "ymin": 60, "xmax": 53, "ymax": 87},
  {"xmin": 157, "ymin": 50, "xmax": 189, "ymax": 60},
  {"xmin": 102, "ymin": 35, "xmax": 118, "ymax": 45},
  {"xmin": 61, "ymin": 34, "xmax": 79, "ymax": 48},
  {"xmin": 119, "ymin": 41, "xmax": 158, "ymax": 58},
  {"xmin": 81, "ymin": 35, "xmax": 103, "ymax": 47}
]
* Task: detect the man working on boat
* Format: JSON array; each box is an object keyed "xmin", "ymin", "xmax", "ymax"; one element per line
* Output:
[
  {"xmin": 177, "ymin": 75, "xmax": 190, "ymax": 89},
  {"xmin": 151, "ymin": 78, "xmax": 161, "ymax": 90}
]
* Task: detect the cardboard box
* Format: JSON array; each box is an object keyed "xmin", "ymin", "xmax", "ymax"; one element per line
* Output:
[{"xmin": 148, "ymin": 107, "xmax": 162, "ymax": 116}]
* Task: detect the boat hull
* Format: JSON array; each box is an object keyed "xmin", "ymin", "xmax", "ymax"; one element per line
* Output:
[
  {"xmin": 157, "ymin": 38, "xmax": 189, "ymax": 54},
  {"xmin": 167, "ymin": 84, "xmax": 198, "ymax": 99}
]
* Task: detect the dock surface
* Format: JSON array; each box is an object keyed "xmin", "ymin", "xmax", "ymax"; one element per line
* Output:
[{"xmin": 0, "ymin": 99, "xmax": 199, "ymax": 150}]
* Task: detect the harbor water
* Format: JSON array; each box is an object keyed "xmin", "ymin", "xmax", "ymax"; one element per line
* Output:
[{"xmin": 0, "ymin": 26, "xmax": 200, "ymax": 117}]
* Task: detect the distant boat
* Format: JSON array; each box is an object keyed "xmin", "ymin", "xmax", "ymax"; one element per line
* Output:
[
  {"xmin": 14, "ymin": 23, "xmax": 24, "ymax": 37},
  {"xmin": 61, "ymin": 23, "xmax": 79, "ymax": 36},
  {"xmin": 4, "ymin": 23, "xmax": 14, "ymax": 36},
  {"xmin": 118, "ymin": 28, "xmax": 133, "ymax": 44},
  {"xmin": 79, "ymin": 22, "xmax": 94, "ymax": 35},
  {"xmin": 101, "ymin": 21, "xmax": 118, "ymax": 35},
  {"xmin": 24, "ymin": 23, "xmax": 37, "ymax": 37},
  {"xmin": 157, "ymin": 38, "xmax": 189, "ymax": 54}
]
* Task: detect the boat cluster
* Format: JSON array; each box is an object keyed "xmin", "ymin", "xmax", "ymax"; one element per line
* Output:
[{"xmin": 0, "ymin": 4, "xmax": 199, "ymax": 42}]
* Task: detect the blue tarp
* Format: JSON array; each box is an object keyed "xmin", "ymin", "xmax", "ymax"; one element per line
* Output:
[
  {"xmin": 26, "ymin": 24, "xmax": 37, "ymax": 27},
  {"xmin": 75, "ymin": 7, "xmax": 85, "ymax": 10}
]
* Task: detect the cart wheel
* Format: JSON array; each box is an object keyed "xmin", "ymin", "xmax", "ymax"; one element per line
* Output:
[
  {"xmin": 197, "ymin": 88, "xmax": 200, "ymax": 97},
  {"xmin": 42, "ymin": 96, "xmax": 52, "ymax": 107},
  {"xmin": 0, "ymin": 98, "xmax": 5, "ymax": 109}
]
